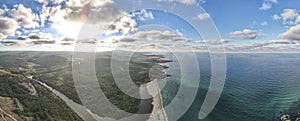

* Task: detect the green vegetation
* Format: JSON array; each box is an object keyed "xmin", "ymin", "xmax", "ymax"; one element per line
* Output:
[
  {"xmin": 0, "ymin": 69, "xmax": 83, "ymax": 121},
  {"xmin": 0, "ymin": 51, "xmax": 168, "ymax": 118},
  {"xmin": 0, "ymin": 69, "xmax": 12, "ymax": 76}
]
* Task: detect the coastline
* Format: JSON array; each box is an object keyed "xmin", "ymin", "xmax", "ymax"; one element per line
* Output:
[{"xmin": 147, "ymin": 80, "xmax": 168, "ymax": 121}]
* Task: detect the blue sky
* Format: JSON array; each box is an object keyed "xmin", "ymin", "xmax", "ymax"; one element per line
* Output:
[
  {"xmin": 0, "ymin": 0, "xmax": 300, "ymax": 52},
  {"xmin": 201, "ymin": 0, "xmax": 300, "ymax": 43}
]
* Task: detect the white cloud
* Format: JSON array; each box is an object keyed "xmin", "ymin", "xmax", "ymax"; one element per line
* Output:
[
  {"xmin": 9, "ymin": 4, "xmax": 39, "ymax": 28},
  {"xmin": 223, "ymin": 39, "xmax": 297, "ymax": 52},
  {"xmin": 281, "ymin": 9, "xmax": 298, "ymax": 20},
  {"xmin": 64, "ymin": 2, "xmax": 125, "ymax": 24},
  {"xmin": 157, "ymin": 0, "xmax": 196, "ymax": 5},
  {"xmin": 0, "ymin": 33, "xmax": 7, "ymax": 39},
  {"xmin": 66, "ymin": 0, "xmax": 113, "ymax": 8},
  {"xmin": 273, "ymin": 9, "xmax": 300, "ymax": 25},
  {"xmin": 281, "ymin": 9, "xmax": 298, "ymax": 24},
  {"xmin": 132, "ymin": 9, "xmax": 154, "ymax": 21},
  {"xmin": 39, "ymin": 3, "xmax": 51, "ymax": 27},
  {"xmin": 39, "ymin": 0, "xmax": 132, "ymax": 38},
  {"xmin": 261, "ymin": 21, "xmax": 268, "ymax": 26},
  {"xmin": 279, "ymin": 24, "xmax": 300, "ymax": 40},
  {"xmin": 259, "ymin": 0, "xmax": 278, "ymax": 10},
  {"xmin": 0, "ymin": 9, "xmax": 5, "ymax": 16},
  {"xmin": 131, "ymin": 30, "xmax": 183, "ymax": 41},
  {"xmin": 260, "ymin": 2, "xmax": 272, "ymax": 10},
  {"xmin": 0, "ymin": 17, "xmax": 19, "ymax": 36},
  {"xmin": 229, "ymin": 29, "xmax": 262, "ymax": 40},
  {"xmin": 199, "ymin": 0, "xmax": 206, "ymax": 4},
  {"xmin": 106, "ymin": 15, "xmax": 137, "ymax": 35},
  {"xmin": 36, "ymin": 0, "xmax": 64, "ymax": 4},
  {"xmin": 28, "ymin": 32, "xmax": 52, "ymax": 40},
  {"xmin": 197, "ymin": 13, "xmax": 210, "ymax": 20},
  {"xmin": 296, "ymin": 16, "xmax": 300, "ymax": 23},
  {"xmin": 272, "ymin": 14, "xmax": 281, "ymax": 21},
  {"xmin": 110, "ymin": 30, "xmax": 188, "ymax": 44},
  {"xmin": 196, "ymin": 40, "xmax": 229, "ymax": 45},
  {"xmin": 178, "ymin": 0, "xmax": 196, "ymax": 4}
]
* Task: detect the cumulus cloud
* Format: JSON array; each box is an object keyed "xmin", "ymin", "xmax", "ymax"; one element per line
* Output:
[
  {"xmin": 46, "ymin": 0, "xmax": 124, "ymax": 24},
  {"xmin": 107, "ymin": 30, "xmax": 189, "ymax": 49},
  {"xmin": 279, "ymin": 24, "xmax": 300, "ymax": 40},
  {"xmin": 106, "ymin": 15, "xmax": 137, "ymax": 35},
  {"xmin": 197, "ymin": 13, "xmax": 210, "ymax": 20},
  {"xmin": 280, "ymin": 9, "xmax": 299, "ymax": 24},
  {"xmin": 132, "ymin": 9, "xmax": 154, "ymax": 21},
  {"xmin": 273, "ymin": 9, "xmax": 300, "ymax": 25},
  {"xmin": 39, "ymin": 0, "xmax": 133, "ymax": 38},
  {"xmin": 0, "ymin": 17, "xmax": 19, "ymax": 36},
  {"xmin": 296, "ymin": 16, "xmax": 300, "ymax": 23},
  {"xmin": 229, "ymin": 29, "xmax": 262, "ymax": 40},
  {"xmin": 0, "ymin": 33, "xmax": 7, "ymax": 39},
  {"xmin": 9, "ymin": 4, "xmax": 39, "ymax": 28},
  {"xmin": 0, "ymin": 4, "xmax": 43, "ymax": 39},
  {"xmin": 121, "ymin": 30, "xmax": 187, "ymax": 42},
  {"xmin": 0, "ymin": 0, "xmax": 137, "ymax": 42},
  {"xmin": 272, "ymin": 14, "xmax": 281, "ymax": 21},
  {"xmin": 259, "ymin": 0, "xmax": 277, "ymax": 10},
  {"xmin": 260, "ymin": 3, "xmax": 271, "ymax": 10},
  {"xmin": 281, "ymin": 9, "xmax": 298, "ymax": 21},
  {"xmin": 0, "ymin": 9, "xmax": 5, "ymax": 16},
  {"xmin": 196, "ymin": 40, "xmax": 229, "ymax": 45}
]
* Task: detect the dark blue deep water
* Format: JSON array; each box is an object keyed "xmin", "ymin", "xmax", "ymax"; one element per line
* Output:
[{"xmin": 161, "ymin": 53, "xmax": 300, "ymax": 121}]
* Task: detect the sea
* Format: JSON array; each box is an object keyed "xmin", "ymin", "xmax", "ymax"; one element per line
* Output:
[{"xmin": 160, "ymin": 53, "xmax": 300, "ymax": 121}]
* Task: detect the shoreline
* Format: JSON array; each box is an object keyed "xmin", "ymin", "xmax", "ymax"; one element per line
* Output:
[{"xmin": 146, "ymin": 80, "xmax": 168, "ymax": 121}]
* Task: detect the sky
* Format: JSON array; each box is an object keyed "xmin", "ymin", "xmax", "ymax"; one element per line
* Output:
[{"xmin": 0, "ymin": 0, "xmax": 300, "ymax": 52}]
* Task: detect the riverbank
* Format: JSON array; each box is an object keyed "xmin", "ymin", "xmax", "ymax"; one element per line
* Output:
[
  {"xmin": 147, "ymin": 80, "xmax": 168, "ymax": 121},
  {"xmin": 32, "ymin": 77, "xmax": 117, "ymax": 121}
]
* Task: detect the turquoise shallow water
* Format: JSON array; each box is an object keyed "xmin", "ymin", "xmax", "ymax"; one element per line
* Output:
[{"xmin": 161, "ymin": 53, "xmax": 300, "ymax": 121}]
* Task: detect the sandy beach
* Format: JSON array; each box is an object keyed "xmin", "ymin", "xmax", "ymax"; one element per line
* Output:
[{"xmin": 146, "ymin": 80, "xmax": 168, "ymax": 121}]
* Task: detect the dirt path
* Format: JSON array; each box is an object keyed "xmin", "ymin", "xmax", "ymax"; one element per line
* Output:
[{"xmin": 0, "ymin": 107, "xmax": 17, "ymax": 121}]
